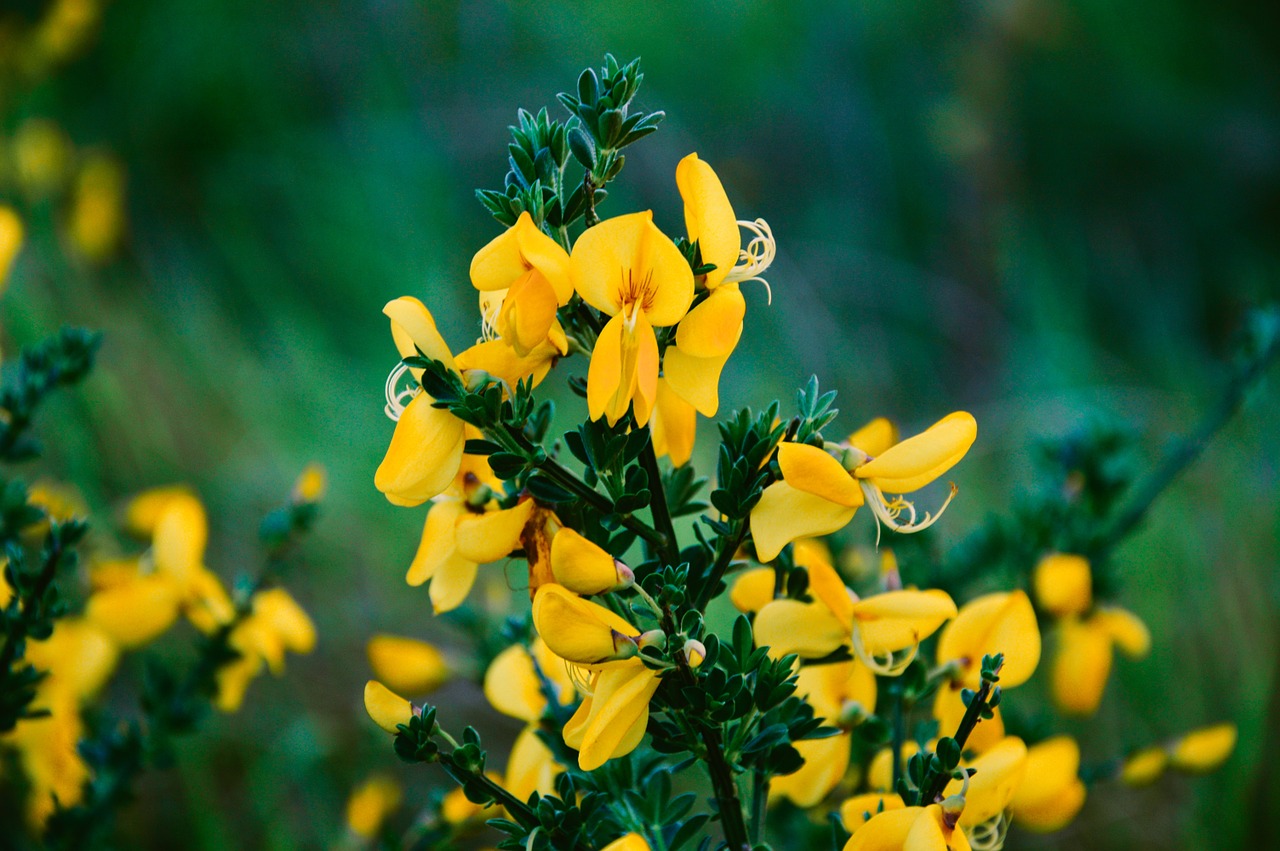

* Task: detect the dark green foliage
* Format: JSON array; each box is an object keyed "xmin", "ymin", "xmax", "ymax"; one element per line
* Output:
[{"xmin": 0, "ymin": 327, "xmax": 100, "ymax": 463}]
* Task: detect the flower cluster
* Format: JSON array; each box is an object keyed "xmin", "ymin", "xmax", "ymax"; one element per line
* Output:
[{"xmin": 356, "ymin": 56, "xmax": 1244, "ymax": 851}]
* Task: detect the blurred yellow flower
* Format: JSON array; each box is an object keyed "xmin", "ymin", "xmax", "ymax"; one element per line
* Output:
[
  {"xmin": 345, "ymin": 774, "xmax": 401, "ymax": 839},
  {"xmin": 1050, "ymin": 606, "xmax": 1148, "ymax": 716},
  {"xmin": 1120, "ymin": 746, "xmax": 1168, "ymax": 786},
  {"xmin": 572, "ymin": 210, "xmax": 693, "ymax": 426},
  {"xmin": 484, "ymin": 638, "xmax": 576, "ymax": 722},
  {"xmin": 366, "ymin": 634, "xmax": 450, "ymax": 695},
  {"xmin": 936, "ymin": 590, "xmax": 1041, "ymax": 690},
  {"xmin": 68, "ymin": 153, "xmax": 125, "ymax": 262},
  {"xmin": 12, "ymin": 119, "xmax": 71, "ymax": 196},
  {"xmin": 1169, "ymin": 723, "xmax": 1236, "ymax": 773},
  {"xmin": 1008, "ymin": 736, "xmax": 1086, "ymax": 832},
  {"xmin": 1032, "ymin": 553, "xmax": 1092, "ymax": 617},
  {"xmin": 215, "ymin": 588, "xmax": 315, "ymax": 712},
  {"xmin": 292, "ymin": 463, "xmax": 327, "ymax": 503},
  {"xmin": 0, "ymin": 205, "xmax": 24, "ymax": 291}
]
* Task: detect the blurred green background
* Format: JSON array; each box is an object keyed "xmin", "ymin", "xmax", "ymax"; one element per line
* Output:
[{"xmin": 3, "ymin": 0, "xmax": 1278, "ymax": 847}]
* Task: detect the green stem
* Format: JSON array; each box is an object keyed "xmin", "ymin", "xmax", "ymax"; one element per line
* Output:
[
  {"xmin": 919, "ymin": 678, "xmax": 997, "ymax": 804},
  {"xmin": 890, "ymin": 684, "xmax": 906, "ymax": 794},
  {"xmin": 638, "ymin": 437, "xmax": 679, "ymax": 566},
  {"xmin": 1095, "ymin": 316, "xmax": 1280, "ymax": 558},
  {"xmin": 750, "ymin": 767, "xmax": 768, "ymax": 845},
  {"xmin": 694, "ymin": 519, "xmax": 750, "ymax": 611}
]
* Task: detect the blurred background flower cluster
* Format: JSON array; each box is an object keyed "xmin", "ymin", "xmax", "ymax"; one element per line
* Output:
[{"xmin": 1, "ymin": 0, "xmax": 1276, "ymax": 848}]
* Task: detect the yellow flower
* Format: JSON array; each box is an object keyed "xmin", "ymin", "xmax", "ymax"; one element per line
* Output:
[
  {"xmin": 844, "ymin": 804, "xmax": 972, "ymax": 851},
  {"xmin": 376, "ymin": 297, "xmax": 467, "ymax": 506},
  {"xmin": 771, "ymin": 659, "xmax": 876, "ymax": 807},
  {"xmin": 935, "ymin": 590, "xmax": 1041, "ymax": 690},
  {"xmin": 572, "ymin": 211, "xmax": 694, "ymax": 426},
  {"xmin": 68, "ymin": 153, "xmax": 125, "ymax": 262},
  {"xmin": 851, "ymin": 589, "xmax": 957, "ymax": 675},
  {"xmin": 1169, "ymin": 723, "xmax": 1236, "ymax": 773},
  {"xmin": 1032, "ymin": 553, "xmax": 1092, "ymax": 617},
  {"xmin": 550, "ymin": 528, "xmax": 631, "ymax": 596},
  {"xmin": 364, "ymin": 680, "xmax": 415, "ymax": 734},
  {"xmin": 483, "ymin": 638, "xmax": 576, "ymax": 722},
  {"xmin": 750, "ymin": 547, "xmax": 857, "ymax": 658},
  {"xmin": 4, "ymin": 693, "xmax": 90, "ymax": 827},
  {"xmin": 663, "ymin": 153, "xmax": 775, "ymax": 418},
  {"xmin": 470, "ymin": 211, "xmax": 573, "ymax": 356},
  {"xmin": 366, "ymin": 634, "xmax": 450, "ymax": 695},
  {"xmin": 12, "ymin": 119, "xmax": 71, "ymax": 196},
  {"xmin": 1008, "ymin": 736, "xmax": 1086, "ymax": 833},
  {"xmin": 292, "ymin": 463, "xmax": 328, "ymax": 503},
  {"xmin": 563, "ymin": 658, "xmax": 662, "ymax": 770},
  {"xmin": 505, "ymin": 724, "xmax": 562, "ymax": 804},
  {"xmin": 1050, "ymin": 606, "xmax": 1149, "ymax": 716},
  {"xmin": 0, "ymin": 206, "xmax": 25, "ymax": 292},
  {"xmin": 651, "ymin": 377, "xmax": 696, "ymax": 467},
  {"xmin": 942, "ymin": 736, "xmax": 1027, "ymax": 831},
  {"xmin": 406, "ymin": 487, "xmax": 536, "ymax": 614},
  {"xmin": 215, "ymin": 588, "xmax": 315, "ymax": 712},
  {"xmin": 531, "ymin": 583, "xmax": 642, "ymax": 666},
  {"xmin": 24, "ymin": 618, "xmax": 119, "ymax": 705},
  {"xmin": 345, "ymin": 775, "xmax": 402, "ymax": 838},
  {"xmin": 750, "ymin": 414, "xmax": 976, "ymax": 562}
]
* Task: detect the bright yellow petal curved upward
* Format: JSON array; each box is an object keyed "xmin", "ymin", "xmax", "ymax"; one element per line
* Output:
[
  {"xmin": 676, "ymin": 152, "xmax": 739, "ymax": 289},
  {"xmin": 855, "ymin": 411, "xmax": 976, "ymax": 494}
]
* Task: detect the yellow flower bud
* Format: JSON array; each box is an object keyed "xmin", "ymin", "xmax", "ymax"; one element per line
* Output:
[
  {"xmin": 1169, "ymin": 723, "xmax": 1236, "ymax": 773},
  {"xmin": 531, "ymin": 584, "xmax": 640, "ymax": 665},
  {"xmin": 550, "ymin": 528, "xmax": 630, "ymax": 595},
  {"xmin": 1033, "ymin": 553, "xmax": 1092, "ymax": 617},
  {"xmin": 364, "ymin": 680, "xmax": 414, "ymax": 734},
  {"xmin": 292, "ymin": 463, "xmax": 327, "ymax": 503},
  {"xmin": 1120, "ymin": 747, "xmax": 1168, "ymax": 786},
  {"xmin": 367, "ymin": 634, "xmax": 450, "ymax": 695}
]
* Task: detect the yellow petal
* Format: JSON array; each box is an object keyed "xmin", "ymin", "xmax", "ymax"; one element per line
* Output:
[
  {"xmin": 407, "ymin": 499, "xmax": 466, "ymax": 586},
  {"xmin": 575, "ymin": 660, "xmax": 662, "ymax": 770},
  {"xmin": 772, "ymin": 733, "xmax": 850, "ymax": 808},
  {"xmin": 471, "ymin": 213, "xmax": 536, "ymax": 291},
  {"xmin": 368, "ymin": 634, "xmax": 450, "ymax": 695},
  {"xmin": 532, "ymin": 584, "xmax": 638, "ymax": 665},
  {"xmin": 778, "ymin": 443, "xmax": 864, "ymax": 507},
  {"xmin": 905, "ymin": 804, "xmax": 971, "ymax": 851},
  {"xmin": 428, "ymin": 559, "xmax": 479, "ymax": 614},
  {"xmin": 848, "ymin": 418, "xmax": 899, "ymax": 458},
  {"xmin": 375, "ymin": 393, "xmax": 466, "ymax": 506},
  {"xmin": 631, "ymin": 309, "xmax": 660, "ymax": 428},
  {"xmin": 754, "ymin": 599, "xmax": 848, "ymax": 659},
  {"xmin": 25, "ymin": 619, "xmax": 119, "ymax": 703},
  {"xmin": 602, "ymin": 834, "xmax": 651, "ymax": 851},
  {"xmin": 806, "ymin": 552, "xmax": 856, "ymax": 633},
  {"xmin": 674, "ymin": 285, "xmax": 745, "ymax": 358},
  {"xmin": 852, "ymin": 590, "xmax": 957, "ymax": 655},
  {"xmin": 253, "ymin": 588, "xmax": 316, "ymax": 660},
  {"xmin": 364, "ymin": 680, "xmax": 414, "ymax": 734},
  {"xmin": 84, "ymin": 575, "xmax": 182, "ymax": 650},
  {"xmin": 214, "ymin": 651, "xmax": 263, "ymax": 713},
  {"xmin": 730, "ymin": 567, "xmax": 776, "ymax": 614},
  {"xmin": 1094, "ymin": 606, "xmax": 1150, "ymax": 657},
  {"xmin": 498, "ymin": 269, "xmax": 560, "ymax": 356},
  {"xmin": 484, "ymin": 644, "xmax": 549, "ymax": 722},
  {"xmin": 933, "ymin": 687, "xmax": 1005, "ymax": 754},
  {"xmin": 587, "ymin": 312, "xmax": 634, "ymax": 425},
  {"xmin": 749, "ymin": 480, "xmax": 859, "ymax": 563},
  {"xmin": 855, "ymin": 412, "xmax": 977, "ymax": 494},
  {"xmin": 384, "ymin": 296, "xmax": 457, "ymax": 372},
  {"xmin": 122, "ymin": 486, "xmax": 195, "ymax": 537},
  {"xmin": 844, "ymin": 806, "xmax": 926, "ymax": 851},
  {"xmin": 936, "ymin": 590, "xmax": 1040, "ymax": 690},
  {"xmin": 840, "ymin": 793, "xmax": 905, "ymax": 832},
  {"xmin": 662, "ymin": 343, "xmax": 734, "ymax": 417},
  {"xmin": 676, "ymin": 152, "xmax": 739, "ymax": 290},
  {"xmin": 1169, "ymin": 723, "xmax": 1236, "ymax": 773},
  {"xmin": 454, "ymin": 499, "xmax": 535, "ymax": 564},
  {"xmin": 506, "ymin": 724, "xmax": 561, "ymax": 804},
  {"xmin": 652, "ymin": 377, "xmax": 697, "ymax": 467},
  {"xmin": 0, "ymin": 206, "xmax": 24, "ymax": 289},
  {"xmin": 868, "ymin": 742, "xmax": 922, "ymax": 792},
  {"xmin": 551, "ymin": 528, "xmax": 623, "ymax": 596},
  {"xmin": 345, "ymin": 775, "xmax": 402, "ymax": 838},
  {"xmin": 1009, "ymin": 737, "xmax": 1084, "ymax": 832},
  {"xmin": 944, "ymin": 736, "xmax": 1027, "ymax": 827},
  {"xmin": 1051, "ymin": 617, "xmax": 1113, "ymax": 716},
  {"xmin": 795, "ymin": 659, "xmax": 875, "ymax": 720},
  {"xmin": 571, "ymin": 211, "xmax": 693, "ymax": 326},
  {"xmin": 514, "ymin": 213, "xmax": 574, "ymax": 303},
  {"xmin": 1120, "ymin": 747, "xmax": 1168, "ymax": 786},
  {"xmin": 152, "ymin": 494, "xmax": 208, "ymax": 584},
  {"xmin": 1032, "ymin": 553, "xmax": 1092, "ymax": 617}
]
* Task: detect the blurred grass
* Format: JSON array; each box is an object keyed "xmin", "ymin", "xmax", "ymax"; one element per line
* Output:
[{"xmin": 3, "ymin": 0, "xmax": 1278, "ymax": 847}]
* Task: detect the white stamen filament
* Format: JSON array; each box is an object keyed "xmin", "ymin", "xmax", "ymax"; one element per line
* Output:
[
  {"xmin": 859, "ymin": 479, "xmax": 958, "ymax": 547},
  {"xmin": 565, "ymin": 660, "xmax": 596, "ymax": 697},
  {"xmin": 967, "ymin": 813, "xmax": 1011, "ymax": 851},
  {"xmin": 725, "ymin": 218, "xmax": 776, "ymax": 304},
  {"xmin": 383, "ymin": 362, "xmax": 420, "ymax": 422},
  {"xmin": 851, "ymin": 623, "xmax": 919, "ymax": 676}
]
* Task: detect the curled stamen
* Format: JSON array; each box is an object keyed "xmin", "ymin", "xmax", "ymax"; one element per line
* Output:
[
  {"xmin": 859, "ymin": 480, "xmax": 959, "ymax": 547},
  {"xmin": 967, "ymin": 812, "xmax": 1011, "ymax": 851},
  {"xmin": 725, "ymin": 218, "xmax": 776, "ymax": 304},
  {"xmin": 851, "ymin": 623, "xmax": 919, "ymax": 676},
  {"xmin": 565, "ymin": 660, "xmax": 596, "ymax": 697},
  {"xmin": 383, "ymin": 362, "xmax": 420, "ymax": 422}
]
